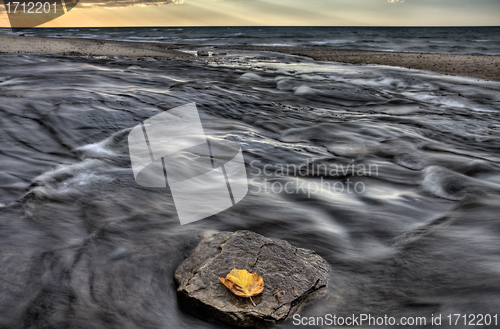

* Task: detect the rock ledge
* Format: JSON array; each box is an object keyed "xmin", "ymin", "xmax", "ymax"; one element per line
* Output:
[{"xmin": 175, "ymin": 230, "xmax": 330, "ymax": 327}]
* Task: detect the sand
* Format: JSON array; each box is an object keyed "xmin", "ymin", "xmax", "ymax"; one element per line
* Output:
[
  {"xmin": 1, "ymin": 34, "xmax": 499, "ymax": 81},
  {"xmin": 0, "ymin": 34, "xmax": 191, "ymax": 58},
  {"xmin": 217, "ymin": 45, "xmax": 500, "ymax": 82}
]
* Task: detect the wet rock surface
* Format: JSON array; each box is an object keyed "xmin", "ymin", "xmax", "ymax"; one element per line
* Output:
[{"xmin": 175, "ymin": 230, "xmax": 330, "ymax": 327}]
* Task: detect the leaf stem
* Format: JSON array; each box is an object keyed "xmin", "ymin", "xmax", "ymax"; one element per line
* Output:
[{"xmin": 249, "ymin": 296, "xmax": 256, "ymax": 307}]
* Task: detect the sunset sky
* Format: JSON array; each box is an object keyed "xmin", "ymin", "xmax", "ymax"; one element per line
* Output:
[{"xmin": 1, "ymin": 0, "xmax": 499, "ymax": 27}]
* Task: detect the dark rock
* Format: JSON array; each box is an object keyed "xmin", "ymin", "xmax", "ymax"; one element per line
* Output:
[
  {"xmin": 61, "ymin": 51, "xmax": 85, "ymax": 57},
  {"xmin": 175, "ymin": 230, "xmax": 330, "ymax": 327},
  {"xmin": 18, "ymin": 34, "xmax": 25, "ymax": 37},
  {"xmin": 197, "ymin": 50, "xmax": 209, "ymax": 57}
]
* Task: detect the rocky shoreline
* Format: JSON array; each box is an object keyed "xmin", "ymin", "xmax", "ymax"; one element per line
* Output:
[
  {"xmin": 1, "ymin": 34, "xmax": 499, "ymax": 81},
  {"xmin": 217, "ymin": 45, "xmax": 500, "ymax": 82}
]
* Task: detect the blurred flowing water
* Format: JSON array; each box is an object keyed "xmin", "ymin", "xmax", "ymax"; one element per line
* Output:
[{"xmin": 1, "ymin": 51, "xmax": 500, "ymax": 328}]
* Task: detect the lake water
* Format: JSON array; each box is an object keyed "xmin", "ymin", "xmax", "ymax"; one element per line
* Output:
[{"xmin": 1, "ymin": 26, "xmax": 500, "ymax": 55}]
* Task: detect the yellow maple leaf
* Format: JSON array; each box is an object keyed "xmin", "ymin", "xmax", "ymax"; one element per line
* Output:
[{"xmin": 219, "ymin": 268, "xmax": 264, "ymax": 306}]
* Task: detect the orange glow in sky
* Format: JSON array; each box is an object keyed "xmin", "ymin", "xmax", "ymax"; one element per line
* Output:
[{"xmin": 1, "ymin": 0, "xmax": 499, "ymax": 27}]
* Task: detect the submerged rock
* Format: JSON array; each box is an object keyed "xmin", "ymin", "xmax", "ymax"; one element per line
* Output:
[{"xmin": 175, "ymin": 230, "xmax": 330, "ymax": 327}]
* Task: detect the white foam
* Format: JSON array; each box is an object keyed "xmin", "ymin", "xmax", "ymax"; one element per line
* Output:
[
  {"xmin": 29, "ymin": 158, "xmax": 114, "ymax": 199},
  {"xmin": 75, "ymin": 128, "xmax": 130, "ymax": 160},
  {"xmin": 33, "ymin": 158, "xmax": 106, "ymax": 184},
  {"xmin": 254, "ymin": 43, "xmax": 293, "ymax": 47},
  {"xmin": 125, "ymin": 65, "xmax": 142, "ymax": 71},
  {"xmin": 239, "ymin": 72, "xmax": 263, "ymax": 80},
  {"xmin": 293, "ymin": 85, "xmax": 318, "ymax": 96},
  {"xmin": 299, "ymin": 74, "xmax": 327, "ymax": 81},
  {"xmin": 76, "ymin": 141, "xmax": 118, "ymax": 158},
  {"xmin": 326, "ymin": 143, "xmax": 372, "ymax": 157}
]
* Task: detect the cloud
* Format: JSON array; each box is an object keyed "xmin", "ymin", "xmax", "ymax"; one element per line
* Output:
[
  {"xmin": 387, "ymin": 0, "xmax": 404, "ymax": 3},
  {"xmin": 77, "ymin": 0, "xmax": 183, "ymax": 9}
]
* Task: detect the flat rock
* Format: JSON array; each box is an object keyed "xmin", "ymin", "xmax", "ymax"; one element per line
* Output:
[{"xmin": 175, "ymin": 230, "xmax": 330, "ymax": 327}]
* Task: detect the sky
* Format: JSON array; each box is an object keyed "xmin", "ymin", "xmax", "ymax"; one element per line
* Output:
[{"xmin": 1, "ymin": 0, "xmax": 499, "ymax": 27}]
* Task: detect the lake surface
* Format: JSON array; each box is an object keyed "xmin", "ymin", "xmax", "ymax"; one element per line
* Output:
[{"xmin": 2, "ymin": 26, "xmax": 500, "ymax": 55}]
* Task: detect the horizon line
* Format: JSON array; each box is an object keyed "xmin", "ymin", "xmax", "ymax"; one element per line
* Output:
[{"xmin": 2, "ymin": 25, "xmax": 500, "ymax": 29}]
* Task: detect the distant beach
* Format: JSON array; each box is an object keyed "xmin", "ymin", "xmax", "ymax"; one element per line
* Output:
[
  {"xmin": 219, "ymin": 45, "xmax": 500, "ymax": 81},
  {"xmin": 0, "ymin": 34, "xmax": 189, "ymax": 58},
  {"xmin": 1, "ymin": 33, "xmax": 499, "ymax": 81}
]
